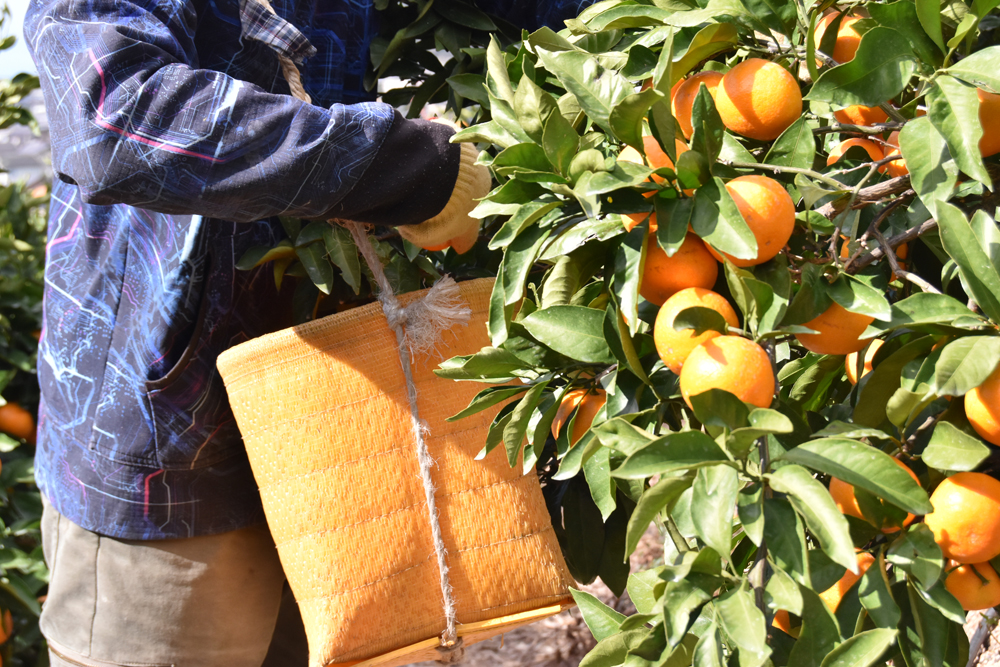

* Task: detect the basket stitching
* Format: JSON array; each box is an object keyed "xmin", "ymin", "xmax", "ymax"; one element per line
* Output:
[
  {"xmin": 295, "ymin": 553, "xmax": 436, "ymax": 603},
  {"xmin": 453, "ymin": 526, "xmax": 556, "ymax": 555},
  {"xmin": 465, "ymin": 592, "xmax": 572, "ymax": 615},
  {"xmin": 219, "ymin": 305, "xmax": 489, "ymax": 386},
  {"xmin": 256, "ymin": 445, "xmax": 411, "ymax": 491},
  {"xmin": 236, "ymin": 383, "xmax": 409, "ymax": 434},
  {"xmin": 438, "ymin": 473, "xmax": 533, "ymax": 499},
  {"xmin": 271, "ymin": 500, "xmax": 425, "ymax": 547}
]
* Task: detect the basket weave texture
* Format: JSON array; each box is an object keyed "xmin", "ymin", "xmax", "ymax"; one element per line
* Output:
[{"xmin": 217, "ymin": 278, "xmax": 573, "ymax": 666}]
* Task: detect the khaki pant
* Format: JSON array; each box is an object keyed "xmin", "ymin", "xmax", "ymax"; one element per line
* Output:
[{"xmin": 40, "ymin": 498, "xmax": 308, "ymax": 667}]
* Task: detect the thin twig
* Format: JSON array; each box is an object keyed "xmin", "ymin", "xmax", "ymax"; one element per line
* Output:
[
  {"xmin": 872, "ymin": 224, "xmax": 942, "ymax": 295},
  {"xmin": 814, "ymin": 177, "xmax": 912, "ymax": 219},
  {"xmin": 720, "ymin": 160, "xmax": 846, "ymax": 189},
  {"xmin": 812, "ymin": 122, "xmax": 906, "ymax": 135},
  {"xmin": 849, "ymin": 219, "xmax": 938, "ymax": 273}
]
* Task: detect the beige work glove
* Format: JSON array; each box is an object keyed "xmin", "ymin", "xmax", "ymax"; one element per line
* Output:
[{"xmin": 397, "ymin": 132, "xmax": 491, "ymax": 254}]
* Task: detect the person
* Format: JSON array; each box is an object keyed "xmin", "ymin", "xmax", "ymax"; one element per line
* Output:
[{"xmin": 23, "ymin": 0, "xmax": 592, "ymax": 665}]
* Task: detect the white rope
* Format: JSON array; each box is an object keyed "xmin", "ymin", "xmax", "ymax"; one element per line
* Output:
[{"xmin": 344, "ymin": 221, "xmax": 470, "ymax": 660}]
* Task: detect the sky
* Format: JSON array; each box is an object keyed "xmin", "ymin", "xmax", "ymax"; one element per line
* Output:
[{"xmin": 1, "ymin": 0, "xmax": 36, "ymax": 79}]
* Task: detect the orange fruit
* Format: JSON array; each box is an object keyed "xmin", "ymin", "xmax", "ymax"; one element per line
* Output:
[
  {"xmin": 795, "ymin": 302, "xmax": 874, "ymax": 355},
  {"xmin": 945, "ymin": 560, "xmax": 1000, "ymax": 611},
  {"xmin": 640, "ymin": 233, "xmax": 719, "ymax": 306},
  {"xmin": 966, "ymin": 363, "xmax": 1000, "ymax": 446},
  {"xmin": 827, "ymin": 138, "xmax": 885, "ymax": 169},
  {"xmin": 979, "ymin": 88, "xmax": 1000, "ymax": 158},
  {"xmin": 883, "ymin": 131, "xmax": 907, "ymax": 178},
  {"xmin": 772, "ymin": 610, "xmax": 800, "ymax": 637},
  {"xmin": 0, "ymin": 609, "xmax": 12, "ymax": 644},
  {"xmin": 845, "ymin": 339, "xmax": 884, "ymax": 384},
  {"xmin": 706, "ymin": 175, "xmax": 795, "ymax": 267},
  {"xmin": 653, "ymin": 288, "xmax": 739, "ymax": 374},
  {"xmin": 619, "ymin": 136, "xmax": 691, "ymax": 231},
  {"xmin": 0, "ymin": 403, "xmax": 35, "ymax": 443},
  {"xmin": 551, "ymin": 388, "xmax": 607, "ymax": 447},
  {"xmin": 829, "ymin": 456, "xmax": 918, "ymax": 532},
  {"xmin": 834, "ymin": 105, "xmax": 889, "ymax": 126},
  {"xmin": 679, "ymin": 335, "xmax": 774, "ymax": 409},
  {"xmin": 926, "ymin": 472, "xmax": 1000, "ymax": 563},
  {"xmin": 714, "ymin": 58, "xmax": 802, "ymax": 141},
  {"xmin": 671, "ymin": 71, "xmax": 724, "ymax": 140},
  {"xmin": 818, "ymin": 551, "xmax": 876, "ymax": 612},
  {"xmin": 814, "ymin": 12, "xmax": 864, "ymax": 64}
]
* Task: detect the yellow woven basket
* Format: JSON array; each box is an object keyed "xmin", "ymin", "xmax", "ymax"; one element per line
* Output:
[{"xmin": 216, "ymin": 277, "xmax": 574, "ymax": 667}]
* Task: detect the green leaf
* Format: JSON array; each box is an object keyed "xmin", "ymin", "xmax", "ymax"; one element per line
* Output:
[
  {"xmin": 819, "ymin": 629, "xmax": 898, "ymax": 667},
  {"xmin": 927, "ymin": 76, "xmax": 991, "ymax": 188},
  {"xmin": 514, "ymin": 75, "xmax": 560, "ymax": 144},
  {"xmin": 910, "ymin": 575, "xmax": 966, "ymax": 624},
  {"xmin": 692, "ymin": 625, "xmax": 724, "ymax": 667},
  {"xmin": 828, "ymin": 275, "xmax": 891, "ymax": 322},
  {"xmin": 898, "ymin": 117, "xmax": 958, "ymax": 215},
  {"xmin": 886, "ymin": 523, "xmax": 943, "ymax": 589},
  {"xmin": 915, "ymin": 0, "xmax": 947, "ymax": 53},
  {"xmin": 689, "ymin": 85, "xmax": 724, "ymax": 164},
  {"xmin": 447, "ymin": 386, "xmax": 527, "ymax": 422},
  {"xmin": 691, "ymin": 177, "xmax": 757, "ymax": 262},
  {"xmin": 501, "ymin": 224, "xmax": 552, "ymax": 307},
  {"xmin": 928, "ymin": 336, "xmax": 1000, "ymax": 397},
  {"xmin": 714, "ymin": 585, "xmax": 771, "ymax": 666},
  {"xmin": 609, "ymin": 88, "xmax": 662, "ymax": 153},
  {"xmin": 487, "ymin": 35, "xmax": 515, "ymax": 104},
  {"xmin": 613, "ymin": 223, "xmax": 648, "ymax": 336},
  {"xmin": 661, "ymin": 579, "xmax": 713, "ymax": 648},
  {"xmin": 446, "ymin": 1, "xmax": 497, "ymax": 30},
  {"xmin": 323, "ymin": 225, "xmax": 362, "ymax": 294},
  {"xmin": 570, "ymin": 587, "xmax": 627, "ymax": 641},
  {"xmin": 489, "ymin": 201, "xmax": 561, "ymax": 250},
  {"xmin": 862, "ymin": 292, "xmax": 975, "ymax": 335},
  {"xmin": 764, "ymin": 497, "xmax": 809, "ymax": 584},
  {"xmin": 922, "ymin": 421, "xmax": 991, "ymax": 471},
  {"xmin": 868, "ymin": 1, "xmax": 942, "ymax": 65},
  {"xmin": 738, "ymin": 483, "xmax": 765, "ymax": 546},
  {"xmin": 236, "ymin": 241, "xmax": 295, "ymax": 270},
  {"xmin": 521, "ymin": 305, "xmax": 614, "ymax": 364},
  {"xmin": 765, "ymin": 566, "xmax": 804, "ymax": 615},
  {"xmin": 937, "ymin": 202, "xmax": 1000, "ymax": 323},
  {"xmin": 627, "ymin": 569, "xmax": 663, "ymax": 615},
  {"xmin": 435, "ymin": 346, "xmax": 527, "ymax": 382},
  {"xmin": 584, "ymin": 446, "xmax": 617, "ymax": 520},
  {"xmin": 857, "ymin": 555, "xmax": 901, "ymax": 628},
  {"xmin": 946, "ymin": 45, "xmax": 1000, "ymax": 92},
  {"xmin": 503, "ymin": 381, "xmax": 549, "ymax": 467},
  {"xmin": 613, "ymin": 431, "xmax": 731, "ymax": 479},
  {"xmin": 764, "ymin": 116, "xmax": 816, "ymax": 170},
  {"xmin": 296, "ymin": 241, "xmax": 334, "ymax": 294},
  {"xmin": 655, "ymin": 197, "xmax": 694, "ymax": 256},
  {"xmin": 453, "ymin": 120, "xmax": 523, "ymax": 149},
  {"xmin": 689, "ymin": 388, "xmax": 750, "ymax": 431},
  {"xmin": 767, "ymin": 464, "xmax": 858, "ymax": 573},
  {"xmin": 594, "ymin": 418, "xmax": 657, "ymax": 456},
  {"xmin": 535, "ymin": 48, "xmax": 632, "ymax": 134},
  {"xmin": 625, "ymin": 476, "xmax": 694, "ymax": 559},
  {"xmin": 853, "ymin": 336, "xmax": 937, "ymax": 427},
  {"xmin": 806, "ymin": 27, "xmax": 917, "ymax": 107},
  {"xmin": 673, "ymin": 23, "xmax": 739, "ymax": 80},
  {"xmin": 787, "ymin": 586, "xmax": 841, "ymax": 667},
  {"xmin": 692, "ymin": 465, "xmax": 739, "ymax": 562},
  {"xmin": 780, "ymin": 439, "xmax": 933, "ymax": 515},
  {"xmin": 447, "ymin": 73, "xmax": 490, "ymax": 107},
  {"xmin": 672, "ymin": 306, "xmax": 730, "ymax": 336}
]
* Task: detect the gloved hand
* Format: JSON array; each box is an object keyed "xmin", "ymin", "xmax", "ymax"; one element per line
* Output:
[{"xmin": 396, "ymin": 124, "xmax": 491, "ymax": 254}]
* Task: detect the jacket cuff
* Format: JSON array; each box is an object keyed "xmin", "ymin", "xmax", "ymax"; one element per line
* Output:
[{"xmin": 325, "ymin": 111, "xmax": 460, "ymax": 226}]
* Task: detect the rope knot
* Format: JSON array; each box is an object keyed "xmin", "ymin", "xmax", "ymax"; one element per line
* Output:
[{"xmin": 435, "ymin": 637, "xmax": 465, "ymax": 664}]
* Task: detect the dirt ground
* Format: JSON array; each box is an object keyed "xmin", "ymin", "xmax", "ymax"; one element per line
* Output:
[{"xmin": 406, "ymin": 525, "xmax": 1000, "ymax": 667}]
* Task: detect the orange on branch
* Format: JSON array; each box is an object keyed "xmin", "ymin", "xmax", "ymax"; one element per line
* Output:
[
  {"xmin": 671, "ymin": 71, "xmax": 724, "ymax": 140},
  {"xmin": 653, "ymin": 287, "xmax": 739, "ymax": 374},
  {"xmin": 883, "ymin": 131, "xmax": 908, "ymax": 178},
  {"xmin": 818, "ymin": 552, "xmax": 876, "ymax": 613},
  {"xmin": 925, "ymin": 472, "xmax": 1000, "ymax": 563},
  {"xmin": 829, "ymin": 456, "xmax": 918, "ymax": 532},
  {"xmin": 834, "ymin": 105, "xmax": 889, "ymax": 126},
  {"xmin": 827, "ymin": 138, "xmax": 885, "ymax": 170},
  {"xmin": 0, "ymin": 403, "xmax": 35, "ymax": 444},
  {"xmin": 640, "ymin": 232, "xmax": 719, "ymax": 306},
  {"xmin": 551, "ymin": 388, "xmax": 607, "ymax": 447},
  {"xmin": 0, "ymin": 610, "xmax": 11, "ymax": 644},
  {"xmin": 945, "ymin": 561, "xmax": 1000, "ymax": 611},
  {"xmin": 967, "ymin": 362, "xmax": 1000, "ymax": 446},
  {"xmin": 618, "ymin": 136, "xmax": 690, "ymax": 231},
  {"xmin": 706, "ymin": 175, "xmax": 795, "ymax": 267},
  {"xmin": 715, "ymin": 58, "xmax": 802, "ymax": 141},
  {"xmin": 978, "ymin": 88, "xmax": 1000, "ymax": 158},
  {"xmin": 679, "ymin": 335, "xmax": 774, "ymax": 409},
  {"xmin": 814, "ymin": 12, "xmax": 864, "ymax": 64},
  {"xmin": 845, "ymin": 339, "xmax": 884, "ymax": 385},
  {"xmin": 795, "ymin": 302, "xmax": 874, "ymax": 355}
]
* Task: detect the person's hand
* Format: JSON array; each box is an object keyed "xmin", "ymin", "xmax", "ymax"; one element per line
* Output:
[{"xmin": 396, "ymin": 122, "xmax": 491, "ymax": 254}]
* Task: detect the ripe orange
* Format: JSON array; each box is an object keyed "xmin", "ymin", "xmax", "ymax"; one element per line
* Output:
[
  {"xmin": 814, "ymin": 12, "xmax": 864, "ymax": 64},
  {"xmin": 714, "ymin": 59, "xmax": 802, "ymax": 141},
  {"xmin": 883, "ymin": 131, "xmax": 907, "ymax": 178},
  {"xmin": 706, "ymin": 175, "xmax": 795, "ymax": 267},
  {"xmin": 619, "ymin": 135, "xmax": 691, "ymax": 231},
  {"xmin": 679, "ymin": 335, "xmax": 774, "ymax": 409},
  {"xmin": 926, "ymin": 472, "xmax": 1000, "ymax": 563},
  {"xmin": 795, "ymin": 302, "xmax": 874, "ymax": 355},
  {"xmin": 834, "ymin": 105, "xmax": 888, "ymax": 126},
  {"xmin": 845, "ymin": 338, "xmax": 884, "ymax": 385},
  {"xmin": 0, "ymin": 610, "xmax": 11, "ymax": 645},
  {"xmin": 945, "ymin": 560, "xmax": 1000, "ymax": 611},
  {"xmin": 0, "ymin": 403, "xmax": 35, "ymax": 443},
  {"xmin": 966, "ymin": 363, "xmax": 1000, "ymax": 446},
  {"xmin": 829, "ymin": 456, "xmax": 918, "ymax": 532},
  {"xmin": 979, "ymin": 89, "xmax": 1000, "ymax": 158},
  {"xmin": 551, "ymin": 388, "xmax": 607, "ymax": 447},
  {"xmin": 653, "ymin": 288, "xmax": 739, "ymax": 374},
  {"xmin": 671, "ymin": 71, "xmax": 724, "ymax": 140},
  {"xmin": 827, "ymin": 138, "xmax": 885, "ymax": 169},
  {"xmin": 640, "ymin": 233, "xmax": 719, "ymax": 306}
]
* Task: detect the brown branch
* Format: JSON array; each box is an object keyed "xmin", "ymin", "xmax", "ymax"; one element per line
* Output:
[
  {"xmin": 848, "ymin": 219, "xmax": 938, "ymax": 273},
  {"xmin": 814, "ymin": 176, "xmax": 913, "ymax": 219},
  {"xmin": 871, "ymin": 224, "xmax": 942, "ymax": 294}
]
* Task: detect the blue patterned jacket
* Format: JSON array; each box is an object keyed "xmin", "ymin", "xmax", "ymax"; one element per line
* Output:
[{"xmin": 25, "ymin": 0, "xmax": 591, "ymax": 540}]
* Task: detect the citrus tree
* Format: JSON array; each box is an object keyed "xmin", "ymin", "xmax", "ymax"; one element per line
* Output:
[{"xmin": 422, "ymin": 0, "xmax": 1000, "ymax": 665}]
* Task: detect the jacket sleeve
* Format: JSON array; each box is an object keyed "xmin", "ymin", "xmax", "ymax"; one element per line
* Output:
[
  {"xmin": 24, "ymin": 0, "xmax": 458, "ymax": 225},
  {"xmin": 474, "ymin": 0, "xmax": 595, "ymax": 31}
]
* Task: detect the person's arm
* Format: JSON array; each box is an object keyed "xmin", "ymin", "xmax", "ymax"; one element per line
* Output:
[{"xmin": 24, "ymin": 0, "xmax": 459, "ymax": 226}]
